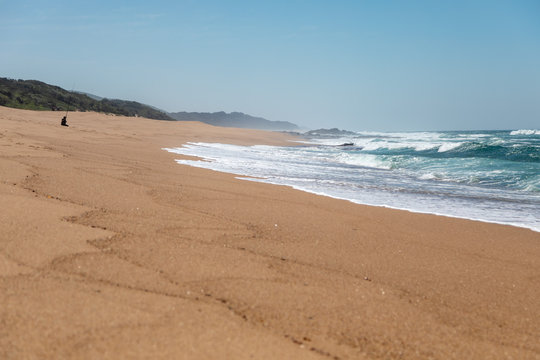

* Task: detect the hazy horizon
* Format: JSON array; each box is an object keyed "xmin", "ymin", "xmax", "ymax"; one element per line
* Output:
[{"xmin": 2, "ymin": 0, "xmax": 539, "ymax": 131}]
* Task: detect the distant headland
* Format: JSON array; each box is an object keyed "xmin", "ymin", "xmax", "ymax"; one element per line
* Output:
[
  {"xmin": 0, "ymin": 77, "xmax": 300, "ymax": 131},
  {"xmin": 168, "ymin": 111, "xmax": 299, "ymax": 131}
]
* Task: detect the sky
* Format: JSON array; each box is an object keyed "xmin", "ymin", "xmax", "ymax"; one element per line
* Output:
[{"xmin": 1, "ymin": 0, "xmax": 539, "ymax": 131}]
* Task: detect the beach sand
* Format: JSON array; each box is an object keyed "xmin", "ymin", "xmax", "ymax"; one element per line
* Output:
[{"xmin": 1, "ymin": 106, "xmax": 539, "ymax": 359}]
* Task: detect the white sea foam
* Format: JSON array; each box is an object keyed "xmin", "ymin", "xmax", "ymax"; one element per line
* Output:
[
  {"xmin": 335, "ymin": 153, "xmax": 392, "ymax": 169},
  {"xmin": 163, "ymin": 140, "xmax": 540, "ymax": 232},
  {"xmin": 419, "ymin": 173, "xmax": 443, "ymax": 180},
  {"xmin": 357, "ymin": 131, "xmax": 444, "ymax": 141},
  {"xmin": 437, "ymin": 142, "xmax": 463, "ymax": 152},
  {"xmin": 316, "ymin": 137, "xmax": 357, "ymax": 146},
  {"xmin": 510, "ymin": 129, "xmax": 540, "ymax": 136},
  {"xmin": 359, "ymin": 140, "xmax": 439, "ymax": 152}
]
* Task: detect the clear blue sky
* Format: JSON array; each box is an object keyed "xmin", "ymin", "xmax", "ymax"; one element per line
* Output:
[{"xmin": 1, "ymin": 0, "xmax": 539, "ymax": 131}]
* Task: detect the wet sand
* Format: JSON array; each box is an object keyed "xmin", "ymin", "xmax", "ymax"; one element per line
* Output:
[{"xmin": 1, "ymin": 106, "xmax": 539, "ymax": 359}]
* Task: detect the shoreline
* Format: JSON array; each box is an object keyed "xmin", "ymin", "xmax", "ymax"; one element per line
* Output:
[
  {"xmin": 1, "ymin": 107, "xmax": 539, "ymax": 359},
  {"xmin": 249, "ymin": 177, "xmax": 540, "ymax": 232},
  {"xmin": 165, "ymin": 142, "xmax": 540, "ymax": 233}
]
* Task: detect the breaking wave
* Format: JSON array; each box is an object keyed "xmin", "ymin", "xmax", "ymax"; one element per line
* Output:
[
  {"xmin": 510, "ymin": 129, "xmax": 540, "ymax": 136},
  {"xmin": 164, "ymin": 129, "xmax": 540, "ymax": 232}
]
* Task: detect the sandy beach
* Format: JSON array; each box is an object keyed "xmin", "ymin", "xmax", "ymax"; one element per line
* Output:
[{"xmin": 1, "ymin": 106, "xmax": 539, "ymax": 359}]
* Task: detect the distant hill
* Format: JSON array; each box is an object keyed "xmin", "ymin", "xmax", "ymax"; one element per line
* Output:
[
  {"xmin": 74, "ymin": 91, "xmax": 103, "ymax": 101},
  {"xmin": 0, "ymin": 77, "xmax": 300, "ymax": 130},
  {"xmin": 304, "ymin": 128, "xmax": 358, "ymax": 137},
  {"xmin": 169, "ymin": 111, "xmax": 299, "ymax": 131},
  {"xmin": 0, "ymin": 78, "xmax": 173, "ymax": 120}
]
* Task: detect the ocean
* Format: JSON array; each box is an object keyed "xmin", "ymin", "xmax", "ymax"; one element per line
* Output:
[{"xmin": 164, "ymin": 129, "xmax": 540, "ymax": 232}]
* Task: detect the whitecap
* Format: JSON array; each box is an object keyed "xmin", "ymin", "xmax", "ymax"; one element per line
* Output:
[
  {"xmin": 335, "ymin": 153, "xmax": 392, "ymax": 169},
  {"xmin": 510, "ymin": 129, "xmax": 540, "ymax": 136},
  {"xmin": 419, "ymin": 173, "xmax": 441, "ymax": 180},
  {"xmin": 437, "ymin": 142, "xmax": 463, "ymax": 152}
]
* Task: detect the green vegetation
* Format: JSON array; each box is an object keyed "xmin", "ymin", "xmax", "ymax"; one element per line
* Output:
[
  {"xmin": 0, "ymin": 77, "xmax": 173, "ymax": 120},
  {"xmin": 0, "ymin": 77, "xmax": 301, "ymax": 129}
]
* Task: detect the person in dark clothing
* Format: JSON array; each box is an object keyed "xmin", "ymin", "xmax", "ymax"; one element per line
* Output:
[{"xmin": 61, "ymin": 116, "xmax": 68, "ymax": 127}]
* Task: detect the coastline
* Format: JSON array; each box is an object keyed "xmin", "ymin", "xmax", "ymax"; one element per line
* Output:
[
  {"xmin": 168, "ymin": 139, "xmax": 539, "ymax": 233},
  {"xmin": 1, "ymin": 106, "xmax": 539, "ymax": 359}
]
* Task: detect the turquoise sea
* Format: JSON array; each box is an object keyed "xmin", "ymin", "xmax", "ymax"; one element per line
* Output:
[{"xmin": 165, "ymin": 129, "xmax": 540, "ymax": 232}]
